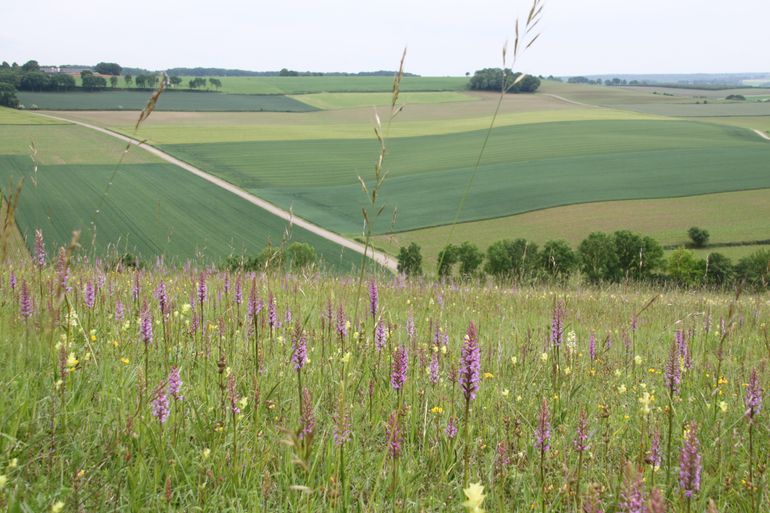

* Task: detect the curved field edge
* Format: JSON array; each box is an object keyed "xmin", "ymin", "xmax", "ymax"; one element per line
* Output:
[
  {"xmin": 117, "ymin": 108, "xmax": 665, "ymax": 144},
  {"xmin": 0, "ymin": 116, "xmax": 362, "ymax": 269},
  {"xmin": 371, "ymin": 188, "xmax": 770, "ymax": 265},
  {"xmin": 151, "ymin": 120, "xmax": 770, "ymax": 235},
  {"xmin": 15, "ymin": 91, "xmax": 318, "ymax": 112}
]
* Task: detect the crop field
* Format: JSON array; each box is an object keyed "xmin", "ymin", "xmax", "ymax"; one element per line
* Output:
[
  {"xmin": 15, "ymin": 91, "xmax": 317, "ymax": 112},
  {"xmin": 177, "ymin": 75, "xmax": 469, "ymax": 94},
  {"xmin": 698, "ymin": 116, "xmax": 770, "ymax": 134},
  {"xmin": 0, "ymin": 109, "xmax": 358, "ymax": 268},
  {"xmin": 156, "ymin": 119, "xmax": 770, "ymax": 235},
  {"xmin": 288, "ymin": 91, "xmax": 476, "ymax": 110},
  {"xmin": 371, "ymin": 188, "xmax": 770, "ymax": 265},
  {"xmin": 1, "ymin": 260, "xmax": 769, "ymax": 512}
]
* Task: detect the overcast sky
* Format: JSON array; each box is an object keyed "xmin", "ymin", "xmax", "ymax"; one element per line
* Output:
[{"xmin": 2, "ymin": 0, "xmax": 768, "ymax": 76}]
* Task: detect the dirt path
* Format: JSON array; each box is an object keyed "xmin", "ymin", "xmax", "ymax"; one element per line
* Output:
[
  {"xmin": 753, "ymin": 129, "xmax": 770, "ymax": 141},
  {"xmin": 37, "ymin": 113, "xmax": 398, "ymax": 272},
  {"xmin": 543, "ymin": 94, "xmax": 603, "ymax": 109}
]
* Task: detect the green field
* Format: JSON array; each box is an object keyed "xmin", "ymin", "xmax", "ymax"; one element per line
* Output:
[
  {"xmin": 177, "ymin": 75, "xmax": 469, "ymax": 94},
  {"xmin": 0, "ymin": 109, "xmax": 358, "ymax": 268},
  {"xmin": 372, "ymin": 189, "xmax": 770, "ymax": 265},
  {"xmin": 158, "ymin": 119, "xmax": 770, "ymax": 235},
  {"xmin": 118, "ymin": 107, "xmax": 659, "ymax": 144},
  {"xmin": 288, "ymin": 91, "xmax": 476, "ymax": 110},
  {"xmin": 16, "ymin": 91, "xmax": 317, "ymax": 112}
]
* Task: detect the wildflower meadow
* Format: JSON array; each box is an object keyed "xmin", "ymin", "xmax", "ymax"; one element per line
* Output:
[{"xmin": 0, "ymin": 234, "xmax": 768, "ymax": 512}]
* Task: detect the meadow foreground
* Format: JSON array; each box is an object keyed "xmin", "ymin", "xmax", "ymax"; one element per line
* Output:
[{"xmin": 0, "ymin": 243, "xmax": 768, "ymax": 512}]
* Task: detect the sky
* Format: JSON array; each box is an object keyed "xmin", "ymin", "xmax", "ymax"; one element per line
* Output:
[{"xmin": 2, "ymin": 0, "xmax": 768, "ymax": 76}]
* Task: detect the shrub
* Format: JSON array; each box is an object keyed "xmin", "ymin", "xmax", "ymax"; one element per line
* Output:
[
  {"xmin": 613, "ymin": 231, "xmax": 664, "ymax": 280},
  {"xmin": 286, "ymin": 242, "xmax": 316, "ymax": 270},
  {"xmin": 704, "ymin": 252, "xmax": 734, "ymax": 286},
  {"xmin": 456, "ymin": 241, "xmax": 484, "ymax": 278},
  {"xmin": 688, "ymin": 227, "xmax": 710, "ymax": 248},
  {"xmin": 539, "ymin": 240, "xmax": 577, "ymax": 279},
  {"xmin": 484, "ymin": 238, "xmax": 539, "ymax": 280},
  {"xmin": 578, "ymin": 232, "xmax": 619, "ymax": 283},
  {"xmin": 667, "ymin": 248, "xmax": 705, "ymax": 287},
  {"xmin": 397, "ymin": 243, "xmax": 423, "ymax": 277},
  {"xmin": 436, "ymin": 244, "xmax": 458, "ymax": 278},
  {"xmin": 735, "ymin": 249, "xmax": 770, "ymax": 289}
]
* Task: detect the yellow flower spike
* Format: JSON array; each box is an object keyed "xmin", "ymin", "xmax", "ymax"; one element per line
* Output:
[
  {"xmin": 120, "ymin": 357, "xmax": 130, "ymax": 365},
  {"xmin": 51, "ymin": 501, "xmax": 65, "ymax": 513},
  {"xmin": 462, "ymin": 482, "xmax": 486, "ymax": 513},
  {"xmin": 8, "ymin": 458, "xmax": 17, "ymax": 469},
  {"xmin": 719, "ymin": 401, "xmax": 728, "ymax": 412},
  {"xmin": 511, "ymin": 356, "xmax": 517, "ymax": 366},
  {"xmin": 0, "ymin": 474, "xmax": 7, "ymax": 490},
  {"xmin": 540, "ymin": 352, "xmax": 549, "ymax": 362},
  {"xmin": 501, "ymin": 389, "xmax": 510, "ymax": 398},
  {"xmin": 202, "ymin": 448, "xmax": 211, "ymax": 459}
]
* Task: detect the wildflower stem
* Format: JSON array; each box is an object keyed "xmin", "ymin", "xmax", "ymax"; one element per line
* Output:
[{"xmin": 462, "ymin": 395, "xmax": 471, "ymax": 488}]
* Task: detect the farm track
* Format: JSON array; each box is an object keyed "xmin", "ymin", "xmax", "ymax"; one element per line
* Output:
[
  {"xmin": 36, "ymin": 113, "xmax": 398, "ymax": 272},
  {"xmin": 753, "ymin": 129, "xmax": 770, "ymax": 141}
]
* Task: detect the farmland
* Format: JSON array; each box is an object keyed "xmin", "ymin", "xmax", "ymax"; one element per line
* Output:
[
  {"xmin": 152, "ymin": 119, "xmax": 770, "ymax": 235},
  {"xmin": 176, "ymin": 75, "xmax": 469, "ymax": 94},
  {"xmin": 372, "ymin": 188, "xmax": 770, "ymax": 265},
  {"xmin": 0, "ymin": 107, "xmax": 360, "ymax": 269},
  {"xmin": 7, "ymin": 77, "xmax": 770, "ymax": 271},
  {"xmin": 15, "ymin": 91, "xmax": 317, "ymax": 112}
]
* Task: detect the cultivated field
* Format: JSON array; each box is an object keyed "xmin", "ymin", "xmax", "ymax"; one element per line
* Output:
[
  {"xmin": 0, "ymin": 107, "xmax": 360, "ymax": 268},
  {"xmin": 176, "ymin": 75, "xmax": 469, "ymax": 94},
  {"xmin": 372, "ymin": 189, "xmax": 770, "ymax": 266},
  {"xmin": 16, "ymin": 91, "xmax": 317, "ymax": 112}
]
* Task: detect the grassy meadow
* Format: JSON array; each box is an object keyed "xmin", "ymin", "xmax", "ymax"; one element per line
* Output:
[
  {"xmin": 1, "ymin": 258, "xmax": 769, "ymax": 512},
  {"xmin": 0, "ymin": 108, "xmax": 360, "ymax": 269}
]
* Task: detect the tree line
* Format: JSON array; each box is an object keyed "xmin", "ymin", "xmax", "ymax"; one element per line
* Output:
[
  {"xmin": 396, "ymin": 229, "xmax": 770, "ymax": 289},
  {"xmin": 468, "ymin": 68, "xmax": 541, "ymax": 93}
]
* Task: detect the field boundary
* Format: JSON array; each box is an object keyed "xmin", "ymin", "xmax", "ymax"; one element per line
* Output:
[{"xmin": 35, "ymin": 113, "xmax": 398, "ymax": 272}]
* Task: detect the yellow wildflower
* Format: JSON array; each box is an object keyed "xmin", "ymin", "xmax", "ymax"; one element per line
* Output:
[
  {"xmin": 120, "ymin": 357, "xmax": 130, "ymax": 365},
  {"xmin": 0, "ymin": 474, "xmax": 7, "ymax": 490},
  {"xmin": 462, "ymin": 482, "xmax": 486, "ymax": 513},
  {"xmin": 483, "ymin": 372, "xmax": 494, "ymax": 380},
  {"xmin": 202, "ymin": 448, "xmax": 211, "ymax": 459},
  {"xmin": 51, "ymin": 501, "xmax": 65, "ymax": 513},
  {"xmin": 617, "ymin": 384, "xmax": 627, "ymax": 394},
  {"xmin": 430, "ymin": 406, "xmax": 443, "ymax": 415},
  {"xmin": 719, "ymin": 401, "xmax": 728, "ymax": 413},
  {"xmin": 66, "ymin": 353, "xmax": 79, "ymax": 371},
  {"xmin": 540, "ymin": 352, "xmax": 549, "ymax": 362},
  {"xmin": 501, "ymin": 389, "xmax": 510, "ymax": 398}
]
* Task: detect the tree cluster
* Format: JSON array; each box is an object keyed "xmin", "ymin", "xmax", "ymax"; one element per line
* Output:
[
  {"xmin": 397, "ymin": 230, "xmax": 770, "ymax": 290},
  {"xmin": 223, "ymin": 242, "xmax": 317, "ymax": 272},
  {"xmin": 0, "ymin": 60, "xmax": 77, "ymax": 102},
  {"xmin": 468, "ymin": 68, "xmax": 541, "ymax": 93}
]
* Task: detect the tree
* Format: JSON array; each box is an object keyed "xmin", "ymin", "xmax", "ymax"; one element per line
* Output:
[
  {"xmin": 146, "ymin": 75, "xmax": 159, "ymax": 88},
  {"xmin": 667, "ymin": 248, "xmax": 705, "ymax": 287},
  {"xmin": 484, "ymin": 238, "xmax": 539, "ymax": 280},
  {"xmin": 124, "ymin": 74, "xmax": 133, "ymax": 87},
  {"xmin": 578, "ymin": 232, "xmax": 619, "ymax": 283},
  {"xmin": 134, "ymin": 75, "xmax": 147, "ymax": 88},
  {"xmin": 704, "ymin": 252, "xmax": 734, "ymax": 286},
  {"xmin": 286, "ymin": 242, "xmax": 316, "ymax": 270},
  {"xmin": 612, "ymin": 230, "xmax": 664, "ymax": 280},
  {"xmin": 397, "ymin": 243, "xmax": 423, "ymax": 277},
  {"xmin": 50, "ymin": 73, "xmax": 76, "ymax": 91},
  {"xmin": 94, "ymin": 62, "xmax": 122, "ymax": 75},
  {"xmin": 208, "ymin": 78, "xmax": 222, "ymax": 90},
  {"xmin": 468, "ymin": 68, "xmax": 540, "ymax": 93},
  {"xmin": 0, "ymin": 69, "xmax": 20, "ymax": 88},
  {"xmin": 735, "ymin": 250, "xmax": 770, "ymax": 289},
  {"xmin": 687, "ymin": 227, "xmax": 710, "ymax": 248},
  {"xmin": 0, "ymin": 83, "xmax": 19, "ymax": 108},
  {"xmin": 19, "ymin": 72, "xmax": 51, "ymax": 91},
  {"xmin": 539, "ymin": 240, "xmax": 578, "ymax": 279},
  {"xmin": 168, "ymin": 76, "xmax": 182, "ymax": 87},
  {"xmin": 456, "ymin": 241, "xmax": 484, "ymax": 278},
  {"xmin": 436, "ymin": 244, "xmax": 458, "ymax": 278},
  {"xmin": 81, "ymin": 75, "xmax": 107, "ymax": 91},
  {"xmin": 109, "ymin": 76, "xmax": 119, "ymax": 88},
  {"xmin": 188, "ymin": 77, "xmax": 206, "ymax": 89},
  {"xmin": 21, "ymin": 60, "xmax": 40, "ymax": 72},
  {"xmin": 80, "ymin": 70, "xmax": 94, "ymax": 79}
]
